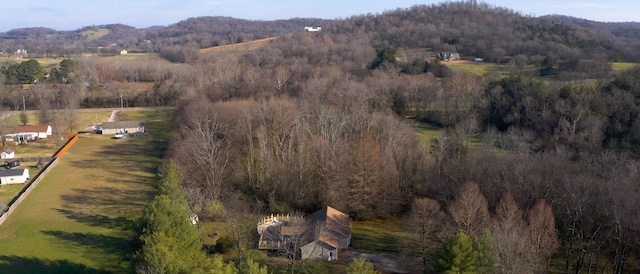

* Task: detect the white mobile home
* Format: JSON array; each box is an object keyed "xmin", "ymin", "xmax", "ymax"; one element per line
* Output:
[{"xmin": 100, "ymin": 121, "xmax": 145, "ymax": 135}]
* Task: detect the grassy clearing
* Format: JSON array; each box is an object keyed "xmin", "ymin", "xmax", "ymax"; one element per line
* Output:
[
  {"xmin": 0, "ymin": 110, "xmax": 172, "ymax": 273},
  {"xmin": 414, "ymin": 122, "xmax": 440, "ymax": 148},
  {"xmin": 351, "ymin": 219, "xmax": 409, "ymax": 254},
  {"xmin": 445, "ymin": 61, "xmax": 513, "ymax": 77},
  {"xmin": 611, "ymin": 62, "xmax": 638, "ymax": 72},
  {"xmin": 200, "ymin": 37, "xmax": 276, "ymax": 55},
  {"xmin": 81, "ymin": 28, "xmax": 110, "ymax": 41}
]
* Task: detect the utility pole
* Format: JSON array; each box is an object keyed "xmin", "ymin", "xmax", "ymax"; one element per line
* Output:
[
  {"xmin": 120, "ymin": 94, "xmax": 123, "ymax": 112},
  {"xmin": 22, "ymin": 95, "xmax": 25, "ymax": 111}
]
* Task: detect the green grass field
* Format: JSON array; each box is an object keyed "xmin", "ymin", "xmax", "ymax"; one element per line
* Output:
[
  {"xmin": 0, "ymin": 110, "xmax": 172, "ymax": 273},
  {"xmin": 445, "ymin": 61, "xmax": 515, "ymax": 77},
  {"xmin": 611, "ymin": 62, "xmax": 638, "ymax": 72},
  {"xmin": 351, "ymin": 219, "xmax": 409, "ymax": 254}
]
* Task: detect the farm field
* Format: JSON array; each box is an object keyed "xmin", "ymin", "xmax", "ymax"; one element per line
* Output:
[
  {"xmin": 0, "ymin": 110, "xmax": 172, "ymax": 273},
  {"xmin": 443, "ymin": 60, "xmax": 514, "ymax": 77},
  {"xmin": 199, "ymin": 37, "xmax": 276, "ymax": 55}
]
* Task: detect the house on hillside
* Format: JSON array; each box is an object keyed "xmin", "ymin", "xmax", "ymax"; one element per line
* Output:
[
  {"xmin": 1, "ymin": 149, "xmax": 14, "ymax": 160},
  {"xmin": 0, "ymin": 168, "xmax": 29, "ymax": 185},
  {"xmin": 304, "ymin": 26, "xmax": 322, "ymax": 32},
  {"xmin": 437, "ymin": 52, "xmax": 461, "ymax": 61},
  {"xmin": 100, "ymin": 120, "xmax": 145, "ymax": 135},
  {"xmin": 257, "ymin": 206, "xmax": 351, "ymax": 261}
]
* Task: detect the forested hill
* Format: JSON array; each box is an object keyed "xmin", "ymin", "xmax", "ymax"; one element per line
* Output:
[
  {"xmin": 542, "ymin": 15, "xmax": 640, "ymax": 40},
  {"xmin": 0, "ymin": 17, "xmax": 330, "ymax": 56},
  {"xmin": 146, "ymin": 17, "xmax": 332, "ymax": 48},
  {"xmin": 329, "ymin": 1, "xmax": 640, "ymax": 63},
  {"xmin": 1, "ymin": 1, "xmax": 640, "ymax": 62}
]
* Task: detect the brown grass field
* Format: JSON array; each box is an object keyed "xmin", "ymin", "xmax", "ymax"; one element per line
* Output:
[{"xmin": 199, "ymin": 37, "xmax": 277, "ymax": 55}]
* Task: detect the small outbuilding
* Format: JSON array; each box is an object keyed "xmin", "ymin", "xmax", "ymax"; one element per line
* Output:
[
  {"xmin": 0, "ymin": 168, "xmax": 29, "ymax": 185},
  {"xmin": 5, "ymin": 159, "xmax": 20, "ymax": 168},
  {"xmin": 100, "ymin": 120, "xmax": 145, "ymax": 135},
  {"xmin": 1, "ymin": 149, "xmax": 14, "ymax": 159}
]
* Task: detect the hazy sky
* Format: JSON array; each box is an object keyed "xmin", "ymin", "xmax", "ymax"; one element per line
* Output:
[{"xmin": 2, "ymin": 0, "xmax": 639, "ymax": 32}]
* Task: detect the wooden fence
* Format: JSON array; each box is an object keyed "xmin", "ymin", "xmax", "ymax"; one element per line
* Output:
[{"xmin": 0, "ymin": 134, "xmax": 79, "ymax": 226}]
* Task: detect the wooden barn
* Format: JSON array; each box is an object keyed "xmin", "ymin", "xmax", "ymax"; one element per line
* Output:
[
  {"xmin": 301, "ymin": 206, "xmax": 352, "ymax": 261},
  {"xmin": 257, "ymin": 206, "xmax": 351, "ymax": 261}
]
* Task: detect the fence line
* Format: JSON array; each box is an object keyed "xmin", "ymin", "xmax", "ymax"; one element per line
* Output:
[
  {"xmin": 5, "ymin": 157, "xmax": 54, "ymax": 163},
  {"xmin": 0, "ymin": 134, "xmax": 79, "ymax": 227}
]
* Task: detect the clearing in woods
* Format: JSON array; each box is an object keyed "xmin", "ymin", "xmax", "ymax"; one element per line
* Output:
[
  {"xmin": 0, "ymin": 110, "xmax": 172, "ymax": 273},
  {"xmin": 199, "ymin": 37, "xmax": 277, "ymax": 55}
]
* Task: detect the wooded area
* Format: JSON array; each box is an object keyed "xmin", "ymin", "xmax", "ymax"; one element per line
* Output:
[{"xmin": 2, "ymin": 1, "xmax": 640, "ymax": 273}]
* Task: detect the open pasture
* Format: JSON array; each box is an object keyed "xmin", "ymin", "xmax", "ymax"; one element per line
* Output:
[
  {"xmin": 0, "ymin": 110, "xmax": 172, "ymax": 273},
  {"xmin": 200, "ymin": 37, "xmax": 277, "ymax": 55}
]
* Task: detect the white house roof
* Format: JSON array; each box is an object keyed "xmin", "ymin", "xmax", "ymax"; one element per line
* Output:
[{"xmin": 3, "ymin": 149, "xmax": 14, "ymax": 154}]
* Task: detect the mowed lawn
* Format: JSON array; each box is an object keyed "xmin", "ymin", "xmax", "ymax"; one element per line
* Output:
[{"xmin": 0, "ymin": 110, "xmax": 172, "ymax": 273}]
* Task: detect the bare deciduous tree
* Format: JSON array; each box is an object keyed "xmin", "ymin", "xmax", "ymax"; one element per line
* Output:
[
  {"xmin": 526, "ymin": 199, "xmax": 559, "ymax": 270},
  {"xmin": 407, "ymin": 198, "xmax": 445, "ymax": 269},
  {"xmin": 184, "ymin": 100, "xmax": 231, "ymax": 200},
  {"xmin": 448, "ymin": 181, "xmax": 490, "ymax": 235},
  {"xmin": 491, "ymin": 192, "xmax": 536, "ymax": 273}
]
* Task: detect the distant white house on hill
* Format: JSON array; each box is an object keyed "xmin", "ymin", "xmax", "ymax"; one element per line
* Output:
[
  {"xmin": 304, "ymin": 26, "xmax": 322, "ymax": 32},
  {"xmin": 0, "ymin": 168, "xmax": 30, "ymax": 185}
]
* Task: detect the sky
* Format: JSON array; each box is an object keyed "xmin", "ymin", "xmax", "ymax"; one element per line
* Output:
[{"xmin": 1, "ymin": 0, "xmax": 639, "ymax": 32}]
